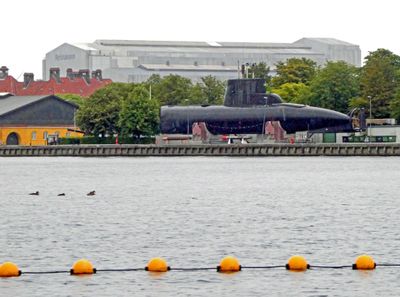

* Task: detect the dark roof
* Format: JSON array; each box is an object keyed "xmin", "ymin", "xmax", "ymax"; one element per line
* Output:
[{"xmin": 0, "ymin": 95, "xmax": 77, "ymax": 117}]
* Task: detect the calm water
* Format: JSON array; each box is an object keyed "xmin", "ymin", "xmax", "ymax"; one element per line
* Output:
[{"xmin": 0, "ymin": 157, "xmax": 400, "ymax": 296}]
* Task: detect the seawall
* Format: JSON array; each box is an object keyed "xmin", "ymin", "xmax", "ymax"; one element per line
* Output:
[{"xmin": 1, "ymin": 143, "xmax": 400, "ymax": 157}]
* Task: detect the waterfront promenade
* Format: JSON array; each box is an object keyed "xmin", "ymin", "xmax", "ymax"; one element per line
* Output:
[{"xmin": 1, "ymin": 143, "xmax": 400, "ymax": 156}]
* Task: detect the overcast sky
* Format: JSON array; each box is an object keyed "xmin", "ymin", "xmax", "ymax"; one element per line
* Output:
[{"xmin": 1, "ymin": 0, "xmax": 399, "ymax": 79}]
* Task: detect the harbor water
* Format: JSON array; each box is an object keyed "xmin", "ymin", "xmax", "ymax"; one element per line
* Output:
[{"xmin": 1, "ymin": 157, "xmax": 400, "ymax": 296}]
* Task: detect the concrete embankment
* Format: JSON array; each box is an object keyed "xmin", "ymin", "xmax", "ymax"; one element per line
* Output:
[{"xmin": 0, "ymin": 143, "xmax": 400, "ymax": 156}]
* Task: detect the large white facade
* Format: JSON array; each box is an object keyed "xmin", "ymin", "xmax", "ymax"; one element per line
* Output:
[{"xmin": 43, "ymin": 38, "xmax": 361, "ymax": 82}]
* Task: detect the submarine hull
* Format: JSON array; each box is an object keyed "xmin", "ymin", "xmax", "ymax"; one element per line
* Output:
[{"xmin": 160, "ymin": 104, "xmax": 354, "ymax": 135}]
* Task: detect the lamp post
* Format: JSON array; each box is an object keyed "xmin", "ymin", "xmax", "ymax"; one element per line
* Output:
[
  {"xmin": 367, "ymin": 96, "xmax": 372, "ymax": 142},
  {"xmin": 185, "ymin": 99, "xmax": 189, "ymax": 135},
  {"xmin": 262, "ymin": 96, "xmax": 268, "ymax": 137}
]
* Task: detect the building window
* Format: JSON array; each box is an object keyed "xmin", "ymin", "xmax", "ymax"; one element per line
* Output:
[
  {"xmin": 31, "ymin": 131, "xmax": 37, "ymax": 140},
  {"xmin": 66, "ymin": 132, "xmax": 71, "ymax": 137},
  {"xmin": 43, "ymin": 131, "xmax": 48, "ymax": 140}
]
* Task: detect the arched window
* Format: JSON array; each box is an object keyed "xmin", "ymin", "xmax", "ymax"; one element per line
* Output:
[
  {"xmin": 6, "ymin": 132, "xmax": 20, "ymax": 145},
  {"xmin": 31, "ymin": 131, "xmax": 37, "ymax": 140}
]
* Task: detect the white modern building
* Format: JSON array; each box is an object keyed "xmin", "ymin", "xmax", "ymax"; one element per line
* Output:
[{"xmin": 43, "ymin": 38, "xmax": 361, "ymax": 83}]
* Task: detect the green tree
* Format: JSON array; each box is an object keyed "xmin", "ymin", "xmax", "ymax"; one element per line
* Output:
[
  {"xmin": 308, "ymin": 61, "xmax": 360, "ymax": 113},
  {"xmin": 147, "ymin": 74, "xmax": 193, "ymax": 105},
  {"xmin": 197, "ymin": 75, "xmax": 225, "ymax": 105},
  {"xmin": 146, "ymin": 74, "xmax": 162, "ymax": 86},
  {"xmin": 360, "ymin": 49, "xmax": 400, "ymax": 118},
  {"xmin": 143, "ymin": 74, "xmax": 161, "ymax": 100},
  {"xmin": 57, "ymin": 93, "xmax": 85, "ymax": 106},
  {"xmin": 271, "ymin": 82, "xmax": 312, "ymax": 104},
  {"xmin": 76, "ymin": 83, "xmax": 134, "ymax": 136},
  {"xmin": 271, "ymin": 58, "xmax": 317, "ymax": 87},
  {"xmin": 248, "ymin": 62, "xmax": 271, "ymax": 84},
  {"xmin": 349, "ymin": 96, "xmax": 369, "ymax": 110},
  {"xmin": 188, "ymin": 83, "xmax": 205, "ymax": 105},
  {"xmin": 145, "ymin": 74, "xmax": 225, "ymax": 106},
  {"xmin": 390, "ymin": 86, "xmax": 400, "ymax": 121},
  {"xmin": 118, "ymin": 86, "xmax": 160, "ymax": 138}
]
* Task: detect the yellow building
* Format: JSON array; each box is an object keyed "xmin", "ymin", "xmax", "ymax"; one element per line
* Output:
[{"xmin": 0, "ymin": 94, "xmax": 83, "ymax": 146}]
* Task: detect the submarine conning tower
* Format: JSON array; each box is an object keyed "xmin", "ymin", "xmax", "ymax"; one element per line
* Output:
[{"xmin": 224, "ymin": 79, "xmax": 282, "ymax": 107}]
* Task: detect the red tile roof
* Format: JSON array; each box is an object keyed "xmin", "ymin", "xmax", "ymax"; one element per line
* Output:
[{"xmin": 0, "ymin": 73, "xmax": 112, "ymax": 97}]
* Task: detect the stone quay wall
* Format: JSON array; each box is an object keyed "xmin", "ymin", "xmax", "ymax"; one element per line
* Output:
[{"xmin": 0, "ymin": 144, "xmax": 400, "ymax": 157}]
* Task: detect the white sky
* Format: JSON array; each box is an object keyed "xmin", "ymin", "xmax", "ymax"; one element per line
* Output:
[{"xmin": 1, "ymin": 0, "xmax": 399, "ymax": 79}]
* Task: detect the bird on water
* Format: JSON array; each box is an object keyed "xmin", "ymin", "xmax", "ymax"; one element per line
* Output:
[
  {"xmin": 87, "ymin": 191, "xmax": 96, "ymax": 196},
  {"xmin": 29, "ymin": 191, "xmax": 39, "ymax": 196},
  {"xmin": 57, "ymin": 193, "xmax": 66, "ymax": 196}
]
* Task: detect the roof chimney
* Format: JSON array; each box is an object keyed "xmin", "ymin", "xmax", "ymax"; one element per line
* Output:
[
  {"xmin": 0, "ymin": 66, "xmax": 9, "ymax": 79},
  {"xmin": 79, "ymin": 69, "xmax": 90, "ymax": 84},
  {"xmin": 49, "ymin": 67, "xmax": 61, "ymax": 83},
  {"xmin": 23, "ymin": 73, "xmax": 34, "ymax": 88},
  {"xmin": 66, "ymin": 68, "xmax": 73, "ymax": 79},
  {"xmin": 91, "ymin": 69, "xmax": 103, "ymax": 81}
]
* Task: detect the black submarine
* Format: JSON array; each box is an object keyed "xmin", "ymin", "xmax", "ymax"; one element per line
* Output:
[{"xmin": 160, "ymin": 79, "xmax": 363, "ymax": 135}]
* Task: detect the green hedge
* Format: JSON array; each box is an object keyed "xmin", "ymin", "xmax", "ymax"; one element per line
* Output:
[{"xmin": 58, "ymin": 136, "xmax": 155, "ymax": 145}]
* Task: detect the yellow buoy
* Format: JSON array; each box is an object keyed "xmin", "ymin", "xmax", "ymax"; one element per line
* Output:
[
  {"xmin": 146, "ymin": 258, "xmax": 169, "ymax": 272},
  {"xmin": 0, "ymin": 262, "xmax": 21, "ymax": 277},
  {"xmin": 286, "ymin": 255, "xmax": 309, "ymax": 271},
  {"xmin": 70, "ymin": 259, "xmax": 96, "ymax": 275},
  {"xmin": 217, "ymin": 256, "xmax": 241, "ymax": 272},
  {"xmin": 353, "ymin": 254, "xmax": 376, "ymax": 270}
]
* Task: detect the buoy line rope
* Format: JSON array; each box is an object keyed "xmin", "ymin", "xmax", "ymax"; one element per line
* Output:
[
  {"xmin": 24, "ymin": 267, "xmax": 285, "ymax": 273},
  {"xmin": 309, "ymin": 265, "xmax": 352, "ymax": 269},
  {"xmin": 21, "ymin": 264, "xmax": 400, "ymax": 274},
  {"xmin": 0, "ymin": 255, "xmax": 391, "ymax": 277},
  {"xmin": 240, "ymin": 265, "xmax": 284, "ymax": 269},
  {"xmin": 23, "ymin": 270, "xmax": 69, "ymax": 274},
  {"xmin": 23, "ymin": 268, "xmax": 146, "ymax": 274},
  {"xmin": 170, "ymin": 267, "xmax": 215, "ymax": 271},
  {"xmin": 96, "ymin": 268, "xmax": 144, "ymax": 272}
]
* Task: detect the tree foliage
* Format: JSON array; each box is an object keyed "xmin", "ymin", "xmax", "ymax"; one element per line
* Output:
[
  {"xmin": 248, "ymin": 62, "xmax": 271, "ymax": 85},
  {"xmin": 348, "ymin": 96, "xmax": 369, "ymax": 110},
  {"xmin": 308, "ymin": 61, "xmax": 360, "ymax": 113},
  {"xmin": 390, "ymin": 87, "xmax": 400, "ymax": 121},
  {"xmin": 148, "ymin": 74, "xmax": 193, "ymax": 105},
  {"xmin": 118, "ymin": 86, "xmax": 159, "ymax": 138},
  {"xmin": 76, "ymin": 83, "xmax": 131, "ymax": 136},
  {"xmin": 145, "ymin": 74, "xmax": 225, "ymax": 106},
  {"xmin": 57, "ymin": 93, "xmax": 85, "ymax": 106},
  {"xmin": 271, "ymin": 82, "xmax": 312, "ymax": 104},
  {"xmin": 360, "ymin": 49, "xmax": 400, "ymax": 118},
  {"xmin": 193, "ymin": 75, "xmax": 225, "ymax": 105},
  {"xmin": 271, "ymin": 58, "xmax": 317, "ymax": 87}
]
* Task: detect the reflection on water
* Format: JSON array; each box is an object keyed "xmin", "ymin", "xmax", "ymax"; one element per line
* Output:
[{"xmin": 0, "ymin": 157, "xmax": 400, "ymax": 296}]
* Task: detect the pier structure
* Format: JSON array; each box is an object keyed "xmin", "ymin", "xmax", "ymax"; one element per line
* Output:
[{"xmin": 0, "ymin": 143, "xmax": 400, "ymax": 157}]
